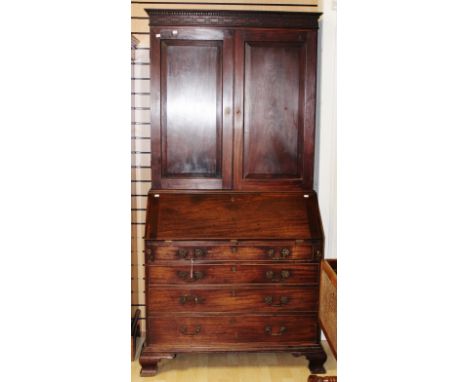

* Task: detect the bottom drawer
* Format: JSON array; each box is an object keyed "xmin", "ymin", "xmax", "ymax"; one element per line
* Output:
[{"xmin": 147, "ymin": 315, "xmax": 318, "ymax": 346}]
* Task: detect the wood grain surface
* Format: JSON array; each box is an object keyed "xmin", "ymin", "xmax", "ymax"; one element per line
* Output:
[
  {"xmin": 145, "ymin": 192, "xmax": 323, "ymax": 240},
  {"xmin": 233, "ymin": 28, "xmax": 317, "ymax": 191},
  {"xmin": 145, "ymin": 241, "xmax": 322, "ymax": 263},
  {"xmin": 162, "ymin": 40, "xmax": 222, "ymax": 178},
  {"xmin": 151, "ymin": 28, "xmax": 234, "ymax": 189},
  {"xmin": 147, "ymin": 263, "xmax": 319, "ymax": 285},
  {"xmin": 147, "ymin": 314, "xmax": 319, "ymax": 347},
  {"xmin": 147, "ymin": 285, "xmax": 318, "ymax": 313}
]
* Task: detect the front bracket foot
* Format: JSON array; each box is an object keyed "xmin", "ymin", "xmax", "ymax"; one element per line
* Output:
[
  {"xmin": 304, "ymin": 345, "xmax": 327, "ymax": 374},
  {"xmin": 139, "ymin": 349, "xmax": 176, "ymax": 377}
]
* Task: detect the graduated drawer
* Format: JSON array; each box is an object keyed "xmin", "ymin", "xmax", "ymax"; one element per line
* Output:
[
  {"xmin": 145, "ymin": 241, "xmax": 322, "ymax": 263},
  {"xmin": 147, "ymin": 315, "xmax": 318, "ymax": 346},
  {"xmin": 147, "ymin": 286, "xmax": 318, "ymax": 313},
  {"xmin": 147, "ymin": 263, "xmax": 319, "ymax": 285}
]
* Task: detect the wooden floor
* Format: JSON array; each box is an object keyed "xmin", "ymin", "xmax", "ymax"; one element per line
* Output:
[{"xmin": 131, "ymin": 341, "xmax": 336, "ymax": 382}]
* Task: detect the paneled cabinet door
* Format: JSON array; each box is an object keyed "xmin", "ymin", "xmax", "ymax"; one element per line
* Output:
[
  {"xmin": 233, "ymin": 29, "xmax": 318, "ymax": 191},
  {"xmin": 150, "ymin": 28, "xmax": 234, "ymax": 189}
]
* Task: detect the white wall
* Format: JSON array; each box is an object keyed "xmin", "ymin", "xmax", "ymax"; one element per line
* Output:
[{"xmin": 315, "ymin": 0, "xmax": 337, "ymax": 259}]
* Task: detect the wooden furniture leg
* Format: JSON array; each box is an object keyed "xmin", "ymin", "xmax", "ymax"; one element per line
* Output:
[
  {"xmin": 139, "ymin": 350, "xmax": 176, "ymax": 377},
  {"xmin": 305, "ymin": 348, "xmax": 327, "ymax": 374},
  {"xmin": 293, "ymin": 345, "xmax": 327, "ymax": 374}
]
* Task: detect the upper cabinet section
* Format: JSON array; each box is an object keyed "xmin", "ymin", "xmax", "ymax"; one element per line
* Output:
[{"xmin": 147, "ymin": 10, "xmax": 320, "ymax": 191}]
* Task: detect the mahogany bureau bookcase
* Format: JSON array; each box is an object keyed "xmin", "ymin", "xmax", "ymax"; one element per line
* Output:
[{"xmin": 139, "ymin": 9, "xmax": 326, "ymax": 376}]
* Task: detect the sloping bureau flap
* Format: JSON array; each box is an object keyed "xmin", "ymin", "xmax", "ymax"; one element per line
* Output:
[{"xmin": 145, "ymin": 192, "xmax": 323, "ymax": 241}]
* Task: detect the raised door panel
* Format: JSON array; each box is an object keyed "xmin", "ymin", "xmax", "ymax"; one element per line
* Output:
[
  {"xmin": 151, "ymin": 29, "xmax": 233, "ymax": 189},
  {"xmin": 244, "ymin": 41, "xmax": 303, "ymax": 179},
  {"xmin": 234, "ymin": 30, "xmax": 317, "ymax": 191},
  {"xmin": 163, "ymin": 41, "xmax": 221, "ymax": 178}
]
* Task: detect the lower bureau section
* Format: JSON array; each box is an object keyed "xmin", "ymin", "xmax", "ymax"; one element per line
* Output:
[{"xmin": 147, "ymin": 314, "xmax": 318, "ymax": 347}]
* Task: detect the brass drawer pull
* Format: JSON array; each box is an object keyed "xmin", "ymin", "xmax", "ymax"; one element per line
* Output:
[
  {"xmin": 280, "ymin": 248, "xmax": 290, "ymax": 258},
  {"xmin": 264, "ymin": 325, "xmax": 287, "ymax": 336},
  {"xmin": 193, "ymin": 248, "xmax": 207, "ymax": 259},
  {"xmin": 177, "ymin": 270, "xmax": 205, "ymax": 282},
  {"xmin": 264, "ymin": 296, "xmax": 289, "ymax": 306},
  {"xmin": 313, "ymin": 249, "xmax": 322, "ymax": 261},
  {"xmin": 265, "ymin": 270, "xmax": 291, "ymax": 282},
  {"xmin": 176, "ymin": 248, "xmax": 189, "ymax": 259},
  {"xmin": 179, "ymin": 295, "xmax": 205, "ymax": 305},
  {"xmin": 179, "ymin": 325, "xmax": 201, "ymax": 336},
  {"xmin": 146, "ymin": 248, "xmax": 155, "ymax": 262},
  {"xmin": 266, "ymin": 248, "xmax": 291, "ymax": 259}
]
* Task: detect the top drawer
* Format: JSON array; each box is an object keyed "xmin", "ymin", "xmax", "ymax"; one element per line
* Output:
[{"xmin": 145, "ymin": 241, "xmax": 322, "ymax": 263}]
